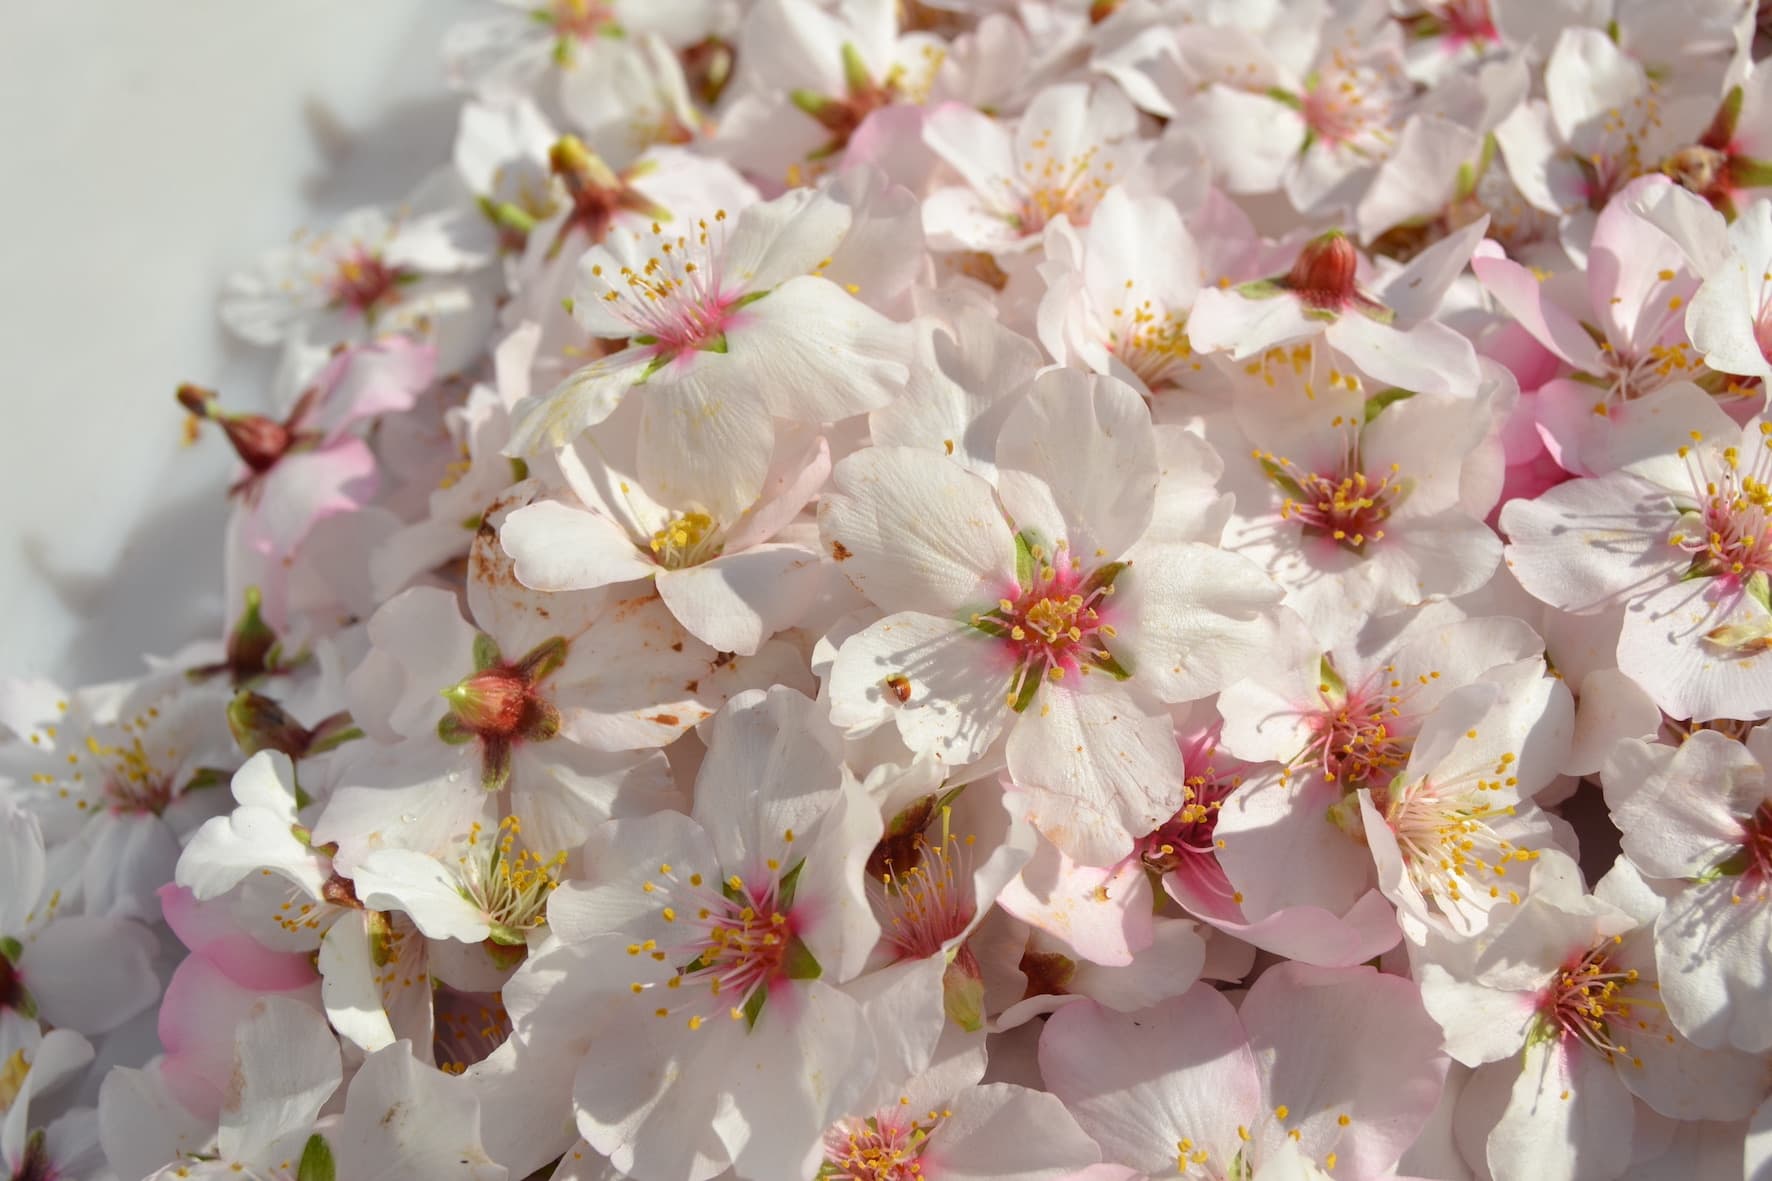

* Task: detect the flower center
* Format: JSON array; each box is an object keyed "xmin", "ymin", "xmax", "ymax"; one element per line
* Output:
[
  {"xmin": 1380, "ymin": 749, "xmax": 1538, "ymax": 912},
  {"xmin": 586, "ymin": 214, "xmax": 739, "ymax": 358},
  {"xmin": 972, "ymin": 543, "xmax": 1127, "ymax": 709},
  {"xmin": 629, "ymin": 843, "xmax": 821, "ymax": 1032},
  {"xmin": 1669, "ymin": 433, "xmax": 1772, "ymax": 585},
  {"xmin": 550, "ymin": 0, "xmax": 615, "ymax": 41},
  {"xmin": 1300, "ymin": 60, "xmax": 1401, "ymax": 153},
  {"xmin": 1537, "ymin": 939, "xmax": 1650, "ymax": 1065},
  {"xmin": 1141, "ymin": 769, "xmax": 1238, "ymax": 875},
  {"xmin": 1305, "ymin": 659, "xmax": 1435, "ymax": 785},
  {"xmin": 433, "ymin": 986, "xmax": 513, "ymax": 1075},
  {"xmin": 876, "ymin": 834, "xmax": 975, "ymax": 960},
  {"xmin": 1258, "ymin": 446, "xmax": 1406, "ymax": 552},
  {"xmin": 329, "ymin": 248, "xmax": 406, "ymax": 319},
  {"xmin": 649, "ymin": 511, "xmax": 723, "ymax": 570},
  {"xmin": 1110, "ymin": 298, "xmax": 1195, "ymax": 389},
  {"xmin": 1010, "ymin": 133, "xmax": 1114, "ymax": 235},
  {"xmin": 820, "ymin": 1107, "xmax": 945, "ymax": 1181},
  {"xmin": 461, "ymin": 816, "xmax": 566, "ymax": 941}
]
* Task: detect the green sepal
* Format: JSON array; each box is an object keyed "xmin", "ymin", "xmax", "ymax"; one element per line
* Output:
[
  {"xmin": 970, "ymin": 615, "xmax": 1012, "ymax": 639},
  {"xmin": 482, "ymin": 740, "xmax": 514, "ymax": 793},
  {"xmin": 516, "ymin": 635, "xmax": 569, "ymax": 682},
  {"xmin": 732, "ymin": 289, "xmax": 771, "ymax": 310},
  {"xmin": 1013, "ymin": 530, "xmax": 1038, "ymax": 590},
  {"xmin": 1090, "ymin": 648, "xmax": 1134, "ymax": 681},
  {"xmin": 183, "ymin": 767, "xmax": 232, "ymax": 794},
  {"xmin": 1081, "ymin": 560, "xmax": 1128, "ymax": 595},
  {"xmin": 486, "ymin": 921, "xmax": 529, "ymax": 947},
  {"xmin": 840, "ymin": 42, "xmax": 873, "ymax": 95},
  {"xmin": 0, "ymin": 936, "xmax": 21, "ymax": 965},
  {"xmin": 1364, "ymin": 386, "xmax": 1416, "ymax": 423},
  {"xmin": 297, "ymin": 1133, "xmax": 337, "ymax": 1181},
  {"xmin": 1732, "ymin": 157, "xmax": 1772, "ymax": 190},
  {"xmin": 473, "ymin": 633, "xmax": 503, "ymax": 672},
  {"xmin": 438, "ymin": 714, "xmax": 477, "ymax": 746},
  {"xmin": 632, "ymin": 333, "xmax": 659, "ymax": 345},
  {"xmin": 1694, "ymin": 846, "xmax": 1755, "ymax": 883},
  {"xmin": 1009, "ymin": 663, "xmax": 1044, "ymax": 713},
  {"xmin": 1234, "ymin": 278, "xmax": 1288, "ymax": 301},
  {"xmin": 509, "ymin": 457, "xmax": 530, "ymax": 483},
  {"xmin": 1325, "ymin": 791, "xmax": 1368, "ymax": 840},
  {"xmin": 1352, "ymin": 299, "xmax": 1397, "ymax": 326},
  {"xmin": 782, "ymin": 933, "xmax": 822, "ymax": 981},
  {"xmin": 307, "ymin": 713, "xmax": 364, "ymax": 758},
  {"xmin": 1317, "ymin": 653, "xmax": 1347, "ymax": 699},
  {"xmin": 700, "ymin": 333, "xmax": 729, "ymax": 354},
  {"xmin": 742, "ymin": 984, "xmax": 768, "ymax": 1029},
  {"xmin": 1748, "ymin": 571, "xmax": 1772, "ymax": 616},
  {"xmin": 777, "ymin": 858, "xmax": 807, "ymax": 909},
  {"xmin": 1263, "ymin": 86, "xmax": 1303, "ymax": 111},
  {"xmin": 1259, "ymin": 457, "xmax": 1308, "ymax": 502},
  {"xmin": 790, "ymin": 88, "xmax": 831, "ymax": 117},
  {"xmin": 367, "ymin": 910, "xmax": 397, "ymax": 968},
  {"xmin": 941, "ymin": 952, "xmax": 985, "ymax": 1032}
]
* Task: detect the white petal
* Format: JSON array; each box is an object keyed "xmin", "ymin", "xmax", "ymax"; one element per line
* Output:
[
  {"xmin": 216, "ymin": 997, "xmax": 342, "ymax": 1165},
  {"xmin": 352, "ymin": 849, "xmax": 491, "ymax": 944},
  {"xmin": 827, "ymin": 612, "xmax": 1013, "ymax": 766}
]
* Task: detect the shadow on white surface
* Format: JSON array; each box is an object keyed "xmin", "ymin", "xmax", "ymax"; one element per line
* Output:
[{"xmin": 0, "ymin": 0, "xmax": 474, "ymax": 684}]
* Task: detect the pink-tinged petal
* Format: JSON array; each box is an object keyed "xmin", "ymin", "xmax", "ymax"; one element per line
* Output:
[
  {"xmin": 215, "ymin": 996, "xmax": 342, "ymax": 1165},
  {"xmin": 1185, "ymin": 891, "xmax": 1401, "ymax": 970},
  {"xmin": 723, "ymin": 431, "xmax": 831, "ymax": 553},
  {"xmin": 996, "ymin": 834, "xmax": 1153, "ymax": 967},
  {"xmin": 502, "ymin": 500, "xmax": 657, "ymax": 592},
  {"xmin": 1115, "ymin": 541, "xmax": 1305, "ymax": 706},
  {"xmin": 332, "ymin": 1042, "xmax": 503, "ymax": 1181},
  {"xmin": 158, "ymin": 885, "xmax": 320, "ymax": 990},
  {"xmin": 656, "ymin": 542, "xmax": 825, "ymax": 655},
  {"xmin": 1688, "ymin": 200, "xmax": 1772, "ymax": 383},
  {"xmin": 1187, "ymin": 286, "xmax": 1322, "ymax": 361},
  {"xmin": 1652, "ymin": 877, "xmax": 1772, "ymax": 1052},
  {"xmin": 1006, "ymin": 683, "xmax": 1186, "ymax": 868},
  {"xmin": 921, "ymin": 104, "xmax": 1018, "ymax": 217},
  {"xmin": 22, "ymin": 916, "xmax": 159, "ymax": 1034},
  {"xmin": 1357, "ymin": 114, "xmax": 1485, "ymax": 243},
  {"xmin": 1040, "ymin": 989, "xmax": 1260, "ymax": 1177},
  {"xmin": 1499, "ymin": 472, "xmax": 1682, "ymax": 614},
  {"xmin": 506, "ymin": 347, "xmax": 654, "ymax": 456},
  {"xmin": 1484, "ymin": 1041, "xmax": 1634, "ymax": 1181},
  {"xmin": 1377, "ymin": 214, "xmax": 1491, "ymax": 326},
  {"xmin": 820, "ymin": 447, "xmax": 1018, "ymax": 617},
  {"xmin": 308, "ymin": 335, "xmax": 437, "ymax": 436},
  {"xmin": 1472, "ymin": 244, "xmax": 1606, "ymax": 371},
  {"xmin": 240, "ymin": 441, "xmax": 378, "ymax": 559},
  {"xmin": 1587, "ymin": 186, "xmax": 1695, "ymax": 353},
  {"xmin": 921, "ymin": 1083, "xmax": 1103, "ymax": 1181},
  {"xmin": 637, "ymin": 364, "xmax": 775, "ymax": 519},
  {"xmin": 1187, "ymin": 86, "xmax": 1305, "ymax": 194},
  {"xmin": 1243, "ymin": 962, "xmax": 1448, "ymax": 1179},
  {"xmin": 1616, "ymin": 579, "xmax": 1772, "ymax": 721},
  {"xmin": 1543, "ymin": 27, "xmax": 1646, "ymax": 148},
  {"xmin": 731, "ymin": 276, "xmax": 911, "ymax": 421},
  {"xmin": 1330, "ymin": 314, "xmax": 1482, "ymax": 398},
  {"xmin": 994, "ymin": 370, "xmax": 1159, "ymax": 560},
  {"xmin": 826, "ymin": 612, "xmax": 1013, "ymax": 765},
  {"xmin": 1601, "ymin": 731, "xmax": 1761, "ymax": 880},
  {"xmin": 1565, "ymin": 668, "xmax": 1660, "ymax": 776}
]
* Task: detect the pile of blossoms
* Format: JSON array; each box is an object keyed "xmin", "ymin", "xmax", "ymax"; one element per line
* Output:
[{"xmin": 19, "ymin": 0, "xmax": 1772, "ymax": 1177}]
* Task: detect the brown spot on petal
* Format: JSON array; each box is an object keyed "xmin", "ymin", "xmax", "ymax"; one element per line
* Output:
[
  {"xmin": 831, "ymin": 540, "xmax": 853, "ymax": 561},
  {"xmin": 885, "ymin": 674, "xmax": 912, "ymax": 703},
  {"xmin": 648, "ymin": 713, "xmax": 680, "ymax": 726}
]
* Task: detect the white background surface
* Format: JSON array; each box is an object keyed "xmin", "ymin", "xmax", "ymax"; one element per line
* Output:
[{"xmin": 0, "ymin": 0, "xmax": 473, "ymax": 684}]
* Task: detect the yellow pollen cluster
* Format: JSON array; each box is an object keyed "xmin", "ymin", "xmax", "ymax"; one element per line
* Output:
[{"xmin": 649, "ymin": 510, "xmax": 721, "ymax": 569}]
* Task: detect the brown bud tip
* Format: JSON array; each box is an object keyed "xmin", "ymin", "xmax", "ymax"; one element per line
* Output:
[
  {"xmin": 176, "ymin": 384, "xmax": 218, "ymax": 417},
  {"xmin": 1286, "ymin": 230, "xmax": 1361, "ymax": 311},
  {"xmin": 1089, "ymin": 0, "xmax": 1123, "ymax": 22},
  {"xmin": 219, "ymin": 415, "xmax": 293, "ymax": 473}
]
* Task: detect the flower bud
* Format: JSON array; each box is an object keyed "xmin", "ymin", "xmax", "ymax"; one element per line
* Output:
[
  {"xmin": 1285, "ymin": 230, "xmax": 1361, "ymax": 311},
  {"xmin": 443, "ymin": 667, "xmax": 534, "ymax": 737}
]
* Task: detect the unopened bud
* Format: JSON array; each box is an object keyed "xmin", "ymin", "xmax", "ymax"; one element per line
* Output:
[
  {"xmin": 228, "ymin": 690, "xmax": 313, "ymax": 759},
  {"xmin": 443, "ymin": 667, "xmax": 533, "ymax": 737},
  {"xmin": 1286, "ymin": 230, "xmax": 1361, "ymax": 311}
]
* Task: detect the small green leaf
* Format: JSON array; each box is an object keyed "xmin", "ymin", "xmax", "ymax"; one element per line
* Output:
[
  {"xmin": 437, "ymin": 714, "xmax": 476, "ymax": 746},
  {"xmin": 1013, "ymin": 530, "xmax": 1038, "ymax": 589},
  {"xmin": 742, "ymin": 986, "xmax": 768, "ymax": 1030},
  {"xmin": 1009, "ymin": 663, "xmax": 1043, "ymax": 713},
  {"xmin": 777, "ymin": 858, "xmax": 807, "ymax": 909},
  {"xmin": 1363, "ymin": 386, "xmax": 1416, "ymax": 423},
  {"xmin": 1733, "ymin": 156, "xmax": 1772, "ymax": 190},
  {"xmin": 0, "ymin": 936, "xmax": 22, "ymax": 964},
  {"xmin": 840, "ymin": 42, "xmax": 873, "ymax": 95},
  {"xmin": 297, "ymin": 1134, "xmax": 336, "ymax": 1181},
  {"xmin": 515, "ymin": 636, "xmax": 569, "ymax": 682},
  {"xmin": 782, "ymin": 934, "xmax": 823, "ymax": 981},
  {"xmin": 790, "ymin": 88, "xmax": 831, "ymax": 117},
  {"xmin": 1748, "ymin": 571, "xmax": 1772, "ymax": 616},
  {"xmin": 472, "ymin": 633, "xmax": 503, "ymax": 672}
]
